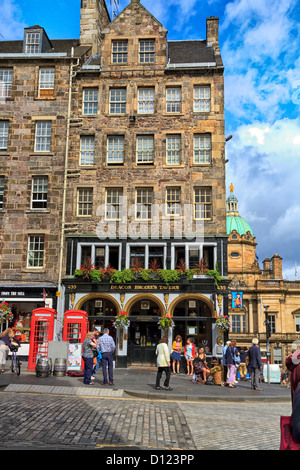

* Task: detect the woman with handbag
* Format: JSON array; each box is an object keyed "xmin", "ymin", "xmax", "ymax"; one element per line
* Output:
[
  {"xmin": 225, "ymin": 340, "xmax": 240, "ymax": 388},
  {"xmin": 82, "ymin": 332, "xmax": 98, "ymax": 385}
]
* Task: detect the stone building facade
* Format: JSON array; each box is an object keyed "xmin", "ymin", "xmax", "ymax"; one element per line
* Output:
[
  {"xmin": 0, "ymin": 25, "xmax": 94, "ymax": 326},
  {"xmin": 227, "ymin": 185, "xmax": 300, "ymax": 367},
  {"xmin": 0, "ymin": 0, "xmax": 229, "ymax": 367}
]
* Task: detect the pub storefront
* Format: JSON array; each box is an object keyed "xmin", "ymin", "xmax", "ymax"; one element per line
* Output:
[{"xmin": 63, "ymin": 279, "xmax": 229, "ymax": 368}]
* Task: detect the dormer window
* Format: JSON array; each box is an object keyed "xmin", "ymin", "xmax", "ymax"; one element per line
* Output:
[
  {"xmin": 23, "ymin": 26, "xmax": 52, "ymax": 54},
  {"xmin": 25, "ymin": 32, "xmax": 40, "ymax": 53}
]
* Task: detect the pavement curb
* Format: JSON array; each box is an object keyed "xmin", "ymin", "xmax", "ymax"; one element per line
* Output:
[{"xmin": 123, "ymin": 389, "xmax": 292, "ymax": 403}]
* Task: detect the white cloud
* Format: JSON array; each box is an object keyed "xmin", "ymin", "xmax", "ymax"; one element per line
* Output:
[
  {"xmin": 226, "ymin": 117, "xmax": 300, "ymax": 276},
  {"xmin": 221, "ymin": 0, "xmax": 299, "ymax": 124},
  {"xmin": 0, "ymin": 0, "xmax": 26, "ymax": 40}
]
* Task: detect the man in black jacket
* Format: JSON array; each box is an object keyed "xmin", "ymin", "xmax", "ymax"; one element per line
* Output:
[{"xmin": 248, "ymin": 338, "xmax": 263, "ymax": 391}]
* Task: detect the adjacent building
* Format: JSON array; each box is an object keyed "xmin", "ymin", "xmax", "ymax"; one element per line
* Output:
[
  {"xmin": 227, "ymin": 184, "xmax": 300, "ymax": 366},
  {"xmin": 0, "ymin": 0, "xmax": 229, "ymax": 367}
]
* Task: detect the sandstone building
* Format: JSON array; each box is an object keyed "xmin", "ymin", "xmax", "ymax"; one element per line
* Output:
[
  {"xmin": 0, "ymin": 0, "xmax": 229, "ymax": 367},
  {"xmin": 227, "ymin": 184, "xmax": 300, "ymax": 366}
]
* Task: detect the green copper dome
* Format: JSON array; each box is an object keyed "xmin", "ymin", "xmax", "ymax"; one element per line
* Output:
[
  {"xmin": 226, "ymin": 214, "xmax": 254, "ymax": 236},
  {"xmin": 226, "ymin": 184, "xmax": 254, "ymax": 236}
]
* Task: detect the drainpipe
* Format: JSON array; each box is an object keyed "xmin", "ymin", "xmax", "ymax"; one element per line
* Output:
[{"xmin": 57, "ymin": 47, "xmax": 74, "ymax": 339}]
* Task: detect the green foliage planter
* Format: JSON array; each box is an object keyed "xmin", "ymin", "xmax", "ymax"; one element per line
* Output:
[{"xmin": 74, "ymin": 266, "xmax": 222, "ymax": 287}]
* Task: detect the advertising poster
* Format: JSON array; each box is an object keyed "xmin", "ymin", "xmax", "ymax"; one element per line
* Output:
[{"xmin": 68, "ymin": 343, "xmax": 82, "ymax": 370}]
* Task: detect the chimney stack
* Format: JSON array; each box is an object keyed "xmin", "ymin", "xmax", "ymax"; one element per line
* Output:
[
  {"xmin": 271, "ymin": 254, "xmax": 283, "ymax": 279},
  {"xmin": 80, "ymin": 0, "xmax": 110, "ymax": 55},
  {"xmin": 206, "ymin": 16, "xmax": 219, "ymax": 46}
]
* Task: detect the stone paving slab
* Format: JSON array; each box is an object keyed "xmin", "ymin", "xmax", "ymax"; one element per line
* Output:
[{"xmin": 4, "ymin": 383, "xmax": 124, "ymax": 398}]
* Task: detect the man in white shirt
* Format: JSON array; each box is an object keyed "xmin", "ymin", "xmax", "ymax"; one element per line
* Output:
[{"xmin": 155, "ymin": 336, "xmax": 172, "ymax": 391}]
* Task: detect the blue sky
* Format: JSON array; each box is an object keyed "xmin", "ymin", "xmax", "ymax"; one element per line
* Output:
[{"xmin": 1, "ymin": 0, "xmax": 300, "ymax": 279}]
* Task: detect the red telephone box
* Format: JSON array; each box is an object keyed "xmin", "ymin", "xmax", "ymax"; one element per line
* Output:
[
  {"xmin": 28, "ymin": 307, "xmax": 57, "ymax": 371},
  {"xmin": 63, "ymin": 310, "xmax": 89, "ymax": 371}
]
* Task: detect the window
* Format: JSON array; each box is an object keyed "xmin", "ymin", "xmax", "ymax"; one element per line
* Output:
[
  {"xmin": 296, "ymin": 316, "xmax": 300, "ymax": 333},
  {"xmin": 194, "ymin": 188, "xmax": 212, "ymax": 220},
  {"xmin": 39, "ymin": 68, "xmax": 55, "ymax": 97},
  {"xmin": 25, "ymin": 32, "xmax": 40, "ymax": 53},
  {"xmin": 128, "ymin": 244, "xmax": 165, "ymax": 269},
  {"xmin": 78, "ymin": 243, "xmax": 121, "ymax": 270},
  {"xmin": 80, "ymin": 136, "xmax": 95, "ymax": 166},
  {"xmin": 109, "ymin": 88, "xmax": 126, "ymax": 114},
  {"xmin": 269, "ymin": 315, "xmax": 276, "ymax": 335},
  {"xmin": 193, "ymin": 134, "xmax": 211, "ymax": 164},
  {"xmin": 0, "ymin": 69, "xmax": 13, "ymax": 98},
  {"xmin": 166, "ymin": 87, "xmax": 181, "ymax": 113},
  {"xmin": 35, "ymin": 121, "xmax": 52, "ymax": 152},
  {"xmin": 83, "ymin": 88, "xmax": 98, "ymax": 115},
  {"xmin": 166, "ymin": 188, "xmax": 181, "ymax": 216},
  {"xmin": 0, "ymin": 177, "xmax": 4, "ymax": 210},
  {"xmin": 31, "ymin": 176, "xmax": 48, "ymax": 209},
  {"xmin": 27, "ymin": 235, "xmax": 45, "ymax": 268},
  {"xmin": 136, "ymin": 136, "xmax": 154, "ymax": 164},
  {"xmin": 106, "ymin": 188, "xmax": 123, "ymax": 220},
  {"xmin": 166, "ymin": 135, "xmax": 181, "ymax": 165},
  {"xmin": 77, "ymin": 188, "xmax": 93, "ymax": 216},
  {"xmin": 194, "ymin": 86, "xmax": 211, "ymax": 112},
  {"xmin": 171, "ymin": 243, "xmax": 216, "ymax": 270},
  {"xmin": 273, "ymin": 347, "xmax": 282, "ymax": 365},
  {"xmin": 139, "ymin": 39, "xmax": 155, "ymax": 63},
  {"xmin": 230, "ymin": 315, "xmax": 246, "ymax": 333},
  {"xmin": 107, "ymin": 136, "xmax": 124, "ymax": 164},
  {"xmin": 138, "ymin": 87, "xmax": 154, "ymax": 114},
  {"xmin": 0, "ymin": 121, "xmax": 9, "ymax": 150},
  {"xmin": 136, "ymin": 188, "xmax": 153, "ymax": 220},
  {"xmin": 112, "ymin": 40, "xmax": 128, "ymax": 63}
]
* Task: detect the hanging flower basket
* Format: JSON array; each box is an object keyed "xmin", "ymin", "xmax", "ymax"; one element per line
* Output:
[
  {"xmin": 0, "ymin": 302, "xmax": 13, "ymax": 323},
  {"xmin": 113, "ymin": 311, "xmax": 130, "ymax": 329},
  {"xmin": 157, "ymin": 314, "xmax": 175, "ymax": 330},
  {"xmin": 216, "ymin": 314, "xmax": 231, "ymax": 331}
]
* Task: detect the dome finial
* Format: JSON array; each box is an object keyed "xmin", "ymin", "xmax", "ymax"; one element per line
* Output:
[{"xmin": 229, "ymin": 183, "xmax": 234, "ymax": 193}]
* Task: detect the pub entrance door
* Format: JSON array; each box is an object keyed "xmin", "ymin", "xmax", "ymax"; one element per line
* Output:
[{"xmin": 127, "ymin": 298, "xmax": 161, "ymax": 367}]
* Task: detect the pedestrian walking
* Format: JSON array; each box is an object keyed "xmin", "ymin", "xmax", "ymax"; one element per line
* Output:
[
  {"xmin": 225, "ymin": 340, "xmax": 240, "ymax": 387},
  {"xmin": 222, "ymin": 340, "xmax": 231, "ymax": 382},
  {"xmin": 0, "ymin": 328, "xmax": 20, "ymax": 373},
  {"xmin": 171, "ymin": 335, "xmax": 182, "ymax": 374},
  {"xmin": 238, "ymin": 347, "xmax": 248, "ymax": 381},
  {"xmin": 286, "ymin": 342, "xmax": 300, "ymax": 402},
  {"xmin": 248, "ymin": 338, "xmax": 263, "ymax": 391},
  {"xmin": 91, "ymin": 328, "xmax": 101, "ymax": 381},
  {"xmin": 155, "ymin": 336, "xmax": 172, "ymax": 390},
  {"xmin": 82, "ymin": 332, "xmax": 98, "ymax": 385},
  {"xmin": 280, "ymin": 342, "xmax": 300, "ymax": 447},
  {"xmin": 97, "ymin": 328, "xmax": 116, "ymax": 385},
  {"xmin": 184, "ymin": 337, "xmax": 195, "ymax": 376},
  {"xmin": 292, "ymin": 382, "xmax": 300, "ymax": 443}
]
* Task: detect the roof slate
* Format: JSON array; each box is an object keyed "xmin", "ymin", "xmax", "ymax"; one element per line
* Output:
[
  {"xmin": 0, "ymin": 38, "xmax": 216, "ymax": 65},
  {"xmin": 0, "ymin": 39, "xmax": 81, "ymax": 55},
  {"xmin": 167, "ymin": 40, "xmax": 215, "ymax": 64}
]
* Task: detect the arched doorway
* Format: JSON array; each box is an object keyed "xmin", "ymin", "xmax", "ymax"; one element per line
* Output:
[
  {"xmin": 75, "ymin": 293, "xmax": 120, "ymax": 344},
  {"xmin": 125, "ymin": 294, "xmax": 165, "ymax": 367},
  {"xmin": 168, "ymin": 295, "xmax": 216, "ymax": 355}
]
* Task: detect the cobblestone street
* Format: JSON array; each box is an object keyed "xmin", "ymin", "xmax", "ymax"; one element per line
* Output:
[{"xmin": 0, "ymin": 391, "xmax": 291, "ymax": 451}]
